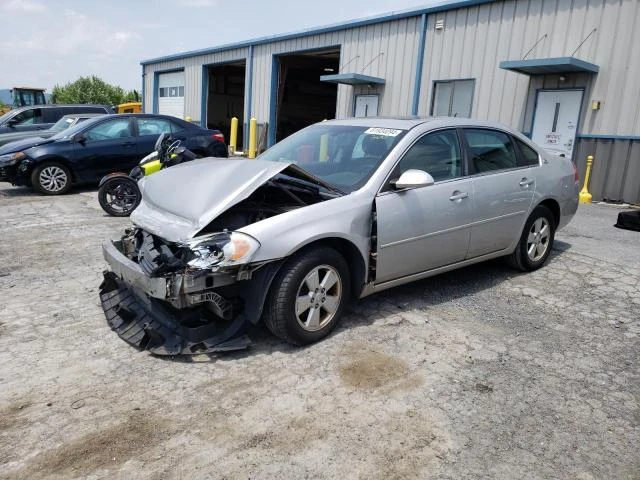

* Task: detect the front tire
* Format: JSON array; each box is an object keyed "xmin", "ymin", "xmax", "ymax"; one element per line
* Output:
[
  {"xmin": 263, "ymin": 247, "xmax": 351, "ymax": 346},
  {"xmin": 31, "ymin": 162, "xmax": 72, "ymax": 195},
  {"xmin": 98, "ymin": 177, "xmax": 141, "ymax": 216},
  {"xmin": 507, "ymin": 205, "xmax": 555, "ymax": 271}
]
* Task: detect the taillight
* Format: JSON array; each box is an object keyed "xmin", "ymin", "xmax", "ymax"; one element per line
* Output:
[
  {"xmin": 212, "ymin": 132, "xmax": 225, "ymax": 143},
  {"xmin": 572, "ymin": 161, "xmax": 579, "ymax": 183}
]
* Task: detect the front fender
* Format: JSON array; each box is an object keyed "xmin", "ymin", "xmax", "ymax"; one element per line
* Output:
[{"xmin": 99, "ymin": 171, "xmax": 130, "ymax": 188}]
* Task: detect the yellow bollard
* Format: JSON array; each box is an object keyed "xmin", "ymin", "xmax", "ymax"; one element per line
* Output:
[
  {"xmin": 229, "ymin": 117, "xmax": 238, "ymax": 154},
  {"xmin": 248, "ymin": 117, "xmax": 257, "ymax": 159},
  {"xmin": 579, "ymin": 155, "xmax": 594, "ymax": 204}
]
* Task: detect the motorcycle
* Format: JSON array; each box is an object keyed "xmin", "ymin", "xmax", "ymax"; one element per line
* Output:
[{"xmin": 98, "ymin": 134, "xmax": 197, "ymax": 216}]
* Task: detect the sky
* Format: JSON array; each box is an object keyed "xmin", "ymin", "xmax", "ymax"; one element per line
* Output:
[{"xmin": 0, "ymin": 0, "xmax": 441, "ymax": 93}]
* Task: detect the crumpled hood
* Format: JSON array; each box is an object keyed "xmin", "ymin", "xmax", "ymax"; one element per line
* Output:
[
  {"xmin": 0, "ymin": 136, "xmax": 53, "ymax": 154},
  {"xmin": 131, "ymin": 158, "xmax": 292, "ymax": 243}
]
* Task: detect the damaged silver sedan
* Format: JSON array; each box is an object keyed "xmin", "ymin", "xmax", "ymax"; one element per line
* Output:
[{"xmin": 100, "ymin": 117, "xmax": 579, "ymax": 354}]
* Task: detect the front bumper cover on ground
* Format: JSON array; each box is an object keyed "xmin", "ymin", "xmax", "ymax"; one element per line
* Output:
[{"xmin": 100, "ymin": 271, "xmax": 251, "ymax": 355}]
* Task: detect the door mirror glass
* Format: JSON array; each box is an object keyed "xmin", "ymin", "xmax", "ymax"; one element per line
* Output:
[
  {"xmin": 74, "ymin": 133, "xmax": 86, "ymax": 143},
  {"xmin": 394, "ymin": 169, "xmax": 435, "ymax": 189}
]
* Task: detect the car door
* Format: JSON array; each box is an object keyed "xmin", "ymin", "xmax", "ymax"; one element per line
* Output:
[
  {"xmin": 375, "ymin": 129, "xmax": 473, "ymax": 283},
  {"xmin": 462, "ymin": 128, "xmax": 536, "ymax": 258},
  {"xmin": 72, "ymin": 117, "xmax": 138, "ymax": 182},
  {"xmin": 134, "ymin": 117, "xmax": 174, "ymax": 156}
]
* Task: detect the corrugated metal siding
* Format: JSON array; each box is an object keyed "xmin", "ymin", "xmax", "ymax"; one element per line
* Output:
[
  {"xmin": 143, "ymin": 47, "xmax": 249, "ymax": 121},
  {"xmin": 420, "ymin": 0, "xmax": 640, "ymax": 136}
]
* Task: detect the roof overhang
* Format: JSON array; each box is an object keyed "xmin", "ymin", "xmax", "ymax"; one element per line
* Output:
[
  {"xmin": 499, "ymin": 57, "xmax": 599, "ymax": 75},
  {"xmin": 319, "ymin": 73, "xmax": 386, "ymax": 86}
]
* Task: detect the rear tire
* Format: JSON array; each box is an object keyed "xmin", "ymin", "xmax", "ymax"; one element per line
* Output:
[
  {"xmin": 507, "ymin": 205, "xmax": 555, "ymax": 271},
  {"xmin": 31, "ymin": 162, "xmax": 72, "ymax": 195},
  {"xmin": 98, "ymin": 177, "xmax": 141, "ymax": 216},
  {"xmin": 263, "ymin": 247, "xmax": 350, "ymax": 346}
]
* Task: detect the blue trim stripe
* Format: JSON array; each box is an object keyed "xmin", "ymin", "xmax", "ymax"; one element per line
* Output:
[
  {"xmin": 141, "ymin": 0, "xmax": 496, "ymax": 66},
  {"xmin": 577, "ymin": 134, "xmax": 640, "ymax": 141},
  {"xmin": 500, "ymin": 57, "xmax": 599, "ymax": 75},
  {"xmin": 268, "ymin": 56, "xmax": 279, "ymax": 148},
  {"xmin": 245, "ymin": 45, "xmax": 254, "ymax": 150},
  {"xmin": 141, "ymin": 65, "xmax": 146, "ymax": 112},
  {"xmin": 200, "ymin": 66, "xmax": 208, "ymax": 127},
  {"xmin": 411, "ymin": 13, "xmax": 427, "ymax": 115}
]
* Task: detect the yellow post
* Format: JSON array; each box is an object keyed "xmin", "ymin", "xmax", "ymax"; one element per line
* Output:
[
  {"xmin": 248, "ymin": 117, "xmax": 257, "ymax": 159},
  {"xmin": 579, "ymin": 155, "xmax": 594, "ymax": 204},
  {"xmin": 229, "ymin": 117, "xmax": 238, "ymax": 154}
]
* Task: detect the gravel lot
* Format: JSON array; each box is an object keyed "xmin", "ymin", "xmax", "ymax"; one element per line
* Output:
[{"xmin": 0, "ymin": 183, "xmax": 638, "ymax": 480}]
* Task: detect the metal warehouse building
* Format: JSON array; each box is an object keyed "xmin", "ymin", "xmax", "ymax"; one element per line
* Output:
[{"xmin": 141, "ymin": 0, "xmax": 640, "ymax": 204}]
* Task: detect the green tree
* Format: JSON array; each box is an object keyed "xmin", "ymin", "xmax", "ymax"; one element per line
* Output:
[{"xmin": 51, "ymin": 76, "xmax": 138, "ymax": 105}]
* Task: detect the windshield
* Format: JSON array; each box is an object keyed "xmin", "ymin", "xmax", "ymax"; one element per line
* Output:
[
  {"xmin": 50, "ymin": 116, "xmax": 78, "ymax": 132},
  {"xmin": 258, "ymin": 124, "xmax": 407, "ymax": 193},
  {"xmin": 0, "ymin": 110, "xmax": 16, "ymax": 125},
  {"xmin": 50, "ymin": 116, "xmax": 101, "ymax": 140}
]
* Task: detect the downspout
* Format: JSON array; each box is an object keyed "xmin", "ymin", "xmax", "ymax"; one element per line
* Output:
[
  {"xmin": 244, "ymin": 44, "xmax": 254, "ymax": 151},
  {"xmin": 411, "ymin": 13, "xmax": 427, "ymax": 115}
]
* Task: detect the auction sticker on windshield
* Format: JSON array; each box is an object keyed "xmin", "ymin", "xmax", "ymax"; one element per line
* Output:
[{"xmin": 364, "ymin": 128, "xmax": 402, "ymax": 137}]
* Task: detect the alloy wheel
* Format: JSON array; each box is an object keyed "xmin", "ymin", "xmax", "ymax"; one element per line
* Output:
[
  {"xmin": 526, "ymin": 217, "xmax": 550, "ymax": 262},
  {"xmin": 295, "ymin": 264, "xmax": 342, "ymax": 332},
  {"xmin": 39, "ymin": 166, "xmax": 68, "ymax": 193}
]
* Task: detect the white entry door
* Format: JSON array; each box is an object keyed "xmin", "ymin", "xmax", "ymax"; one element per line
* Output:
[{"xmin": 531, "ymin": 89, "xmax": 583, "ymax": 160}]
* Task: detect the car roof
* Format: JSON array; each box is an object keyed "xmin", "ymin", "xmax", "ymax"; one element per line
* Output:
[
  {"xmin": 59, "ymin": 113, "xmax": 105, "ymax": 119},
  {"xmin": 323, "ymin": 116, "xmax": 520, "ymax": 133},
  {"xmin": 10, "ymin": 104, "xmax": 110, "ymax": 111}
]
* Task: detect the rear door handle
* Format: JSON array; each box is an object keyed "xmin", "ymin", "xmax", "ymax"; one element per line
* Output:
[
  {"xmin": 519, "ymin": 178, "xmax": 534, "ymax": 187},
  {"xmin": 121, "ymin": 141, "xmax": 136, "ymax": 147},
  {"xmin": 449, "ymin": 191, "xmax": 469, "ymax": 201}
]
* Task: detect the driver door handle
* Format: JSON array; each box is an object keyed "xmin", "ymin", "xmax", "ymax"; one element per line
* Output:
[
  {"xmin": 449, "ymin": 191, "xmax": 469, "ymax": 201},
  {"xmin": 519, "ymin": 177, "xmax": 534, "ymax": 187},
  {"xmin": 121, "ymin": 141, "xmax": 136, "ymax": 147}
]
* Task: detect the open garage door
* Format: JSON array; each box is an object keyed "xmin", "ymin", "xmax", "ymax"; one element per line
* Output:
[
  {"xmin": 205, "ymin": 61, "xmax": 245, "ymax": 150},
  {"xmin": 158, "ymin": 71, "xmax": 185, "ymax": 119},
  {"xmin": 274, "ymin": 49, "xmax": 339, "ymax": 142}
]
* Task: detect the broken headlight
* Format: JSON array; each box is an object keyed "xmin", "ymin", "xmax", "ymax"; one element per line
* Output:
[
  {"xmin": 182, "ymin": 232, "xmax": 260, "ymax": 269},
  {"xmin": 0, "ymin": 151, "xmax": 26, "ymax": 167}
]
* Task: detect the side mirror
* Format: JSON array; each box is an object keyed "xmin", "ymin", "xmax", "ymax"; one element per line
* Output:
[
  {"xmin": 393, "ymin": 169, "xmax": 435, "ymax": 190},
  {"xmin": 7, "ymin": 118, "xmax": 18, "ymax": 127},
  {"xmin": 74, "ymin": 133, "xmax": 86, "ymax": 144}
]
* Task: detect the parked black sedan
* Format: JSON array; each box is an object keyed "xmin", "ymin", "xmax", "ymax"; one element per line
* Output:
[{"xmin": 0, "ymin": 114, "xmax": 227, "ymax": 195}]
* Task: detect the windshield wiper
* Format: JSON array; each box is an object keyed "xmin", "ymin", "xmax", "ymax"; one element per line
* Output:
[{"xmin": 282, "ymin": 167, "xmax": 346, "ymax": 196}]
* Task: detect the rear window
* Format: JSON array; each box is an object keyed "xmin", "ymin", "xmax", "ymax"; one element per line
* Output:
[
  {"xmin": 463, "ymin": 129, "xmax": 518, "ymax": 173},
  {"xmin": 515, "ymin": 138, "xmax": 540, "ymax": 166}
]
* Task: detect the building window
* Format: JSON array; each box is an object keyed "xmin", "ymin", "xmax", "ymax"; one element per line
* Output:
[
  {"xmin": 431, "ymin": 79, "xmax": 475, "ymax": 117},
  {"xmin": 159, "ymin": 86, "xmax": 184, "ymax": 98}
]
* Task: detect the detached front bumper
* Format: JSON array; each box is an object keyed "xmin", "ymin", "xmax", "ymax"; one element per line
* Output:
[{"xmin": 99, "ymin": 239, "xmax": 251, "ymax": 355}]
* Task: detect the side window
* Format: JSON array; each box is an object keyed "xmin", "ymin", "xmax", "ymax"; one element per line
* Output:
[
  {"xmin": 84, "ymin": 119, "xmax": 133, "ymax": 141},
  {"xmin": 169, "ymin": 120, "xmax": 186, "ymax": 134},
  {"xmin": 137, "ymin": 118, "xmax": 172, "ymax": 136},
  {"xmin": 394, "ymin": 129, "xmax": 462, "ymax": 182},
  {"xmin": 463, "ymin": 129, "xmax": 518, "ymax": 173},
  {"xmin": 12, "ymin": 108, "xmax": 42, "ymax": 125},
  {"xmin": 515, "ymin": 138, "xmax": 540, "ymax": 166},
  {"xmin": 42, "ymin": 108, "xmax": 61, "ymax": 123}
]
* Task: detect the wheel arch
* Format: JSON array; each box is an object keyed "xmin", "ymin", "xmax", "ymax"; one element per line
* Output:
[
  {"xmin": 537, "ymin": 198, "xmax": 560, "ymax": 228},
  {"xmin": 30, "ymin": 156, "xmax": 77, "ymax": 183},
  {"xmin": 239, "ymin": 236, "xmax": 367, "ymax": 325}
]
